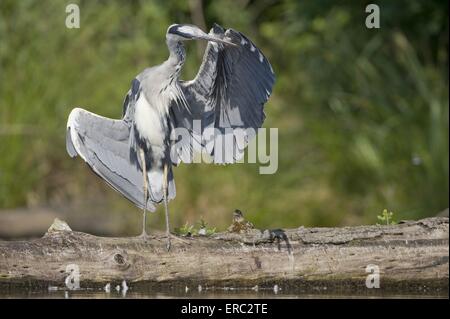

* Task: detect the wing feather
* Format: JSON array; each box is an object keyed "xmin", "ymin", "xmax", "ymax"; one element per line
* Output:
[
  {"xmin": 171, "ymin": 24, "xmax": 275, "ymax": 164},
  {"xmin": 66, "ymin": 107, "xmax": 156, "ymax": 211}
]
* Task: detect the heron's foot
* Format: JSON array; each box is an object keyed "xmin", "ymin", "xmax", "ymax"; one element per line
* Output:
[
  {"xmin": 167, "ymin": 233, "xmax": 191, "ymax": 245},
  {"xmin": 138, "ymin": 232, "xmax": 156, "ymax": 242},
  {"xmin": 163, "ymin": 234, "xmax": 191, "ymax": 251}
]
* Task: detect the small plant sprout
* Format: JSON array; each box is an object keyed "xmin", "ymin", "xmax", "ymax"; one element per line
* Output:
[
  {"xmin": 174, "ymin": 219, "xmax": 216, "ymax": 237},
  {"xmin": 377, "ymin": 209, "xmax": 396, "ymax": 225},
  {"xmin": 197, "ymin": 218, "xmax": 216, "ymax": 236},
  {"xmin": 174, "ymin": 223, "xmax": 196, "ymax": 237}
]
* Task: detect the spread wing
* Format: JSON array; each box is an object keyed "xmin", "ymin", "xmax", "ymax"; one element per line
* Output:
[
  {"xmin": 170, "ymin": 23, "xmax": 275, "ymax": 164},
  {"xmin": 66, "ymin": 107, "xmax": 156, "ymax": 211}
]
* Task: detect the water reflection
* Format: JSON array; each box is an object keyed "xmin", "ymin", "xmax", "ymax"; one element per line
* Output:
[{"xmin": 0, "ymin": 286, "xmax": 446, "ymax": 299}]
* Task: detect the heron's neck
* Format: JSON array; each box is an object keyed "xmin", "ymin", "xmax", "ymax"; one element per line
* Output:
[
  {"xmin": 159, "ymin": 37, "xmax": 189, "ymax": 111},
  {"xmin": 165, "ymin": 38, "xmax": 185, "ymax": 80}
]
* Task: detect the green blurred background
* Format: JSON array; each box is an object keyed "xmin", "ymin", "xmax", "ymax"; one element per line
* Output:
[{"xmin": 0, "ymin": 0, "xmax": 448, "ymax": 237}]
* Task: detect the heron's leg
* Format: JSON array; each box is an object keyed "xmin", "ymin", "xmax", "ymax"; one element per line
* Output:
[
  {"xmin": 163, "ymin": 163, "xmax": 171, "ymax": 251},
  {"xmin": 162, "ymin": 164, "xmax": 190, "ymax": 249},
  {"xmin": 139, "ymin": 148, "xmax": 149, "ymax": 239}
]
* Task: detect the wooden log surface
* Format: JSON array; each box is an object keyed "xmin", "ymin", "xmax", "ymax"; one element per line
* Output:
[{"xmin": 0, "ymin": 217, "xmax": 448, "ymax": 296}]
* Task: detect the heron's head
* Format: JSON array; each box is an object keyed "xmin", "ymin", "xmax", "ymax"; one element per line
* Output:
[{"xmin": 167, "ymin": 24, "xmax": 235, "ymax": 46}]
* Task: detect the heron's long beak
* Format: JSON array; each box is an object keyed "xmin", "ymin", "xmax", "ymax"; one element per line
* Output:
[{"xmin": 193, "ymin": 33, "xmax": 237, "ymax": 47}]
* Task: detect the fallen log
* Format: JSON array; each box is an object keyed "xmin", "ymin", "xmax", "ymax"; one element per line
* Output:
[{"xmin": 0, "ymin": 217, "xmax": 448, "ymax": 297}]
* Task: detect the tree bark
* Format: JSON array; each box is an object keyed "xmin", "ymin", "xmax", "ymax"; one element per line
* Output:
[{"xmin": 0, "ymin": 217, "xmax": 448, "ymax": 296}]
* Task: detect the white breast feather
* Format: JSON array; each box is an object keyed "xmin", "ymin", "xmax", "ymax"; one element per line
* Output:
[{"xmin": 134, "ymin": 94, "xmax": 166, "ymax": 147}]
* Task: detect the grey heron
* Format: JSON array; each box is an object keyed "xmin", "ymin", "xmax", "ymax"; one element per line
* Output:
[{"xmin": 66, "ymin": 23, "xmax": 275, "ymax": 250}]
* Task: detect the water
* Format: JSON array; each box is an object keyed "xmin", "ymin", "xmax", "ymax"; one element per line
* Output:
[{"xmin": 0, "ymin": 286, "xmax": 446, "ymax": 299}]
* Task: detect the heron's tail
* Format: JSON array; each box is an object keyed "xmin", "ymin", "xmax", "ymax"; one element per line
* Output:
[{"xmin": 147, "ymin": 167, "xmax": 176, "ymax": 204}]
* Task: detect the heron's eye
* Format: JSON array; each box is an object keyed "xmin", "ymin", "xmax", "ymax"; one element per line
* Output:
[{"xmin": 168, "ymin": 25, "xmax": 179, "ymax": 35}]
